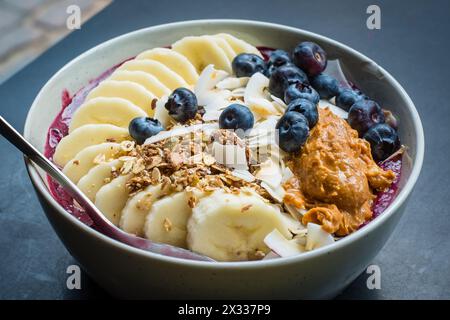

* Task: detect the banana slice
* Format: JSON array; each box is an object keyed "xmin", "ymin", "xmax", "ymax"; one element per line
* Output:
[
  {"xmin": 212, "ymin": 36, "xmax": 236, "ymax": 61},
  {"xmin": 77, "ymin": 159, "xmax": 124, "ymax": 201},
  {"xmin": 109, "ymin": 70, "xmax": 171, "ymax": 98},
  {"xmin": 136, "ymin": 48, "xmax": 198, "ymax": 85},
  {"xmin": 85, "ymin": 80, "xmax": 156, "ymax": 115},
  {"xmin": 172, "ymin": 35, "xmax": 232, "ymax": 73},
  {"xmin": 215, "ymin": 33, "xmax": 262, "ymax": 57},
  {"xmin": 120, "ymin": 184, "xmax": 165, "ymax": 236},
  {"xmin": 144, "ymin": 191, "xmax": 202, "ymax": 248},
  {"xmin": 94, "ymin": 174, "xmax": 131, "ymax": 226},
  {"xmin": 118, "ymin": 60, "xmax": 188, "ymax": 90},
  {"xmin": 69, "ymin": 97, "xmax": 147, "ymax": 133},
  {"xmin": 187, "ymin": 190, "xmax": 291, "ymax": 261},
  {"xmin": 62, "ymin": 142, "xmax": 121, "ymax": 183},
  {"xmin": 53, "ymin": 124, "xmax": 129, "ymax": 166}
]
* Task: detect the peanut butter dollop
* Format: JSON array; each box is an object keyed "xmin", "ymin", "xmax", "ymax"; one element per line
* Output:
[{"xmin": 284, "ymin": 108, "xmax": 395, "ymax": 236}]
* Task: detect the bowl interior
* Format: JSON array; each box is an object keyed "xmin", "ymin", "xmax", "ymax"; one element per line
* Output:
[{"xmin": 24, "ymin": 19, "xmax": 423, "ymax": 263}]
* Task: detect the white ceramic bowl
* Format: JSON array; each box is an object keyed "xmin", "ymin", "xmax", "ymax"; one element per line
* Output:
[{"xmin": 24, "ymin": 20, "xmax": 424, "ymax": 299}]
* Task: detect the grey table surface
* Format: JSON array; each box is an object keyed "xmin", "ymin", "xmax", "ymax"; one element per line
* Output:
[{"xmin": 0, "ymin": 0, "xmax": 449, "ymax": 300}]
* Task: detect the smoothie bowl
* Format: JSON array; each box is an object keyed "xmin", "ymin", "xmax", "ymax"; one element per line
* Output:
[{"xmin": 24, "ymin": 20, "xmax": 424, "ymax": 299}]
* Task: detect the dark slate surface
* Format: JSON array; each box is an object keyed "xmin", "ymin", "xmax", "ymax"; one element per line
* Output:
[{"xmin": 0, "ymin": 0, "xmax": 449, "ymax": 300}]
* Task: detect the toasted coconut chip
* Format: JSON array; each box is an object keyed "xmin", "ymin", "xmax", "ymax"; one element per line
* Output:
[
  {"xmin": 231, "ymin": 169, "xmax": 256, "ymax": 182},
  {"xmin": 281, "ymin": 167, "xmax": 294, "ymax": 183},
  {"xmin": 245, "ymin": 73, "xmax": 280, "ymax": 119},
  {"xmin": 254, "ymin": 159, "xmax": 283, "ymax": 189},
  {"xmin": 216, "ymin": 76, "xmax": 249, "ymax": 90},
  {"xmin": 264, "ymin": 229, "xmax": 306, "ymax": 257},
  {"xmin": 230, "ymin": 87, "xmax": 246, "ymax": 97},
  {"xmin": 270, "ymin": 95, "xmax": 287, "ymax": 112},
  {"xmin": 261, "ymin": 181, "xmax": 285, "ymax": 203},
  {"xmin": 202, "ymin": 95, "xmax": 230, "ymax": 122},
  {"xmin": 281, "ymin": 212, "xmax": 306, "ymax": 235},
  {"xmin": 285, "ymin": 204, "xmax": 307, "ymax": 221},
  {"xmin": 195, "ymin": 64, "xmax": 230, "ymax": 106},
  {"xmin": 305, "ymin": 223, "xmax": 334, "ymax": 251},
  {"xmin": 202, "ymin": 110, "xmax": 222, "ymax": 122},
  {"xmin": 144, "ymin": 123, "xmax": 218, "ymax": 145},
  {"xmin": 319, "ymin": 100, "xmax": 348, "ymax": 119}
]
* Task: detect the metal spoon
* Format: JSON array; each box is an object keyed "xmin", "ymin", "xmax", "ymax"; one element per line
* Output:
[{"xmin": 0, "ymin": 116, "xmax": 213, "ymax": 262}]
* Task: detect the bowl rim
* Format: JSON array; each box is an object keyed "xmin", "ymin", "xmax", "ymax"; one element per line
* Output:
[{"xmin": 24, "ymin": 19, "xmax": 424, "ymax": 269}]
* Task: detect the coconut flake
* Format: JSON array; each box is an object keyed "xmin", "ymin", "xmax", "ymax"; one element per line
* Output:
[
  {"xmin": 216, "ymin": 77, "xmax": 249, "ymax": 90},
  {"xmin": 270, "ymin": 94, "xmax": 287, "ymax": 112},
  {"xmin": 254, "ymin": 159, "xmax": 282, "ymax": 189},
  {"xmin": 261, "ymin": 181, "xmax": 285, "ymax": 203},
  {"xmin": 244, "ymin": 72, "xmax": 280, "ymax": 118},
  {"xmin": 202, "ymin": 95, "xmax": 230, "ymax": 122},
  {"xmin": 230, "ymin": 87, "xmax": 246, "ymax": 98},
  {"xmin": 305, "ymin": 223, "xmax": 334, "ymax": 251},
  {"xmin": 144, "ymin": 123, "xmax": 218, "ymax": 145},
  {"xmin": 264, "ymin": 229, "xmax": 306, "ymax": 257},
  {"xmin": 285, "ymin": 204, "xmax": 307, "ymax": 221},
  {"xmin": 281, "ymin": 167, "xmax": 294, "ymax": 183},
  {"xmin": 319, "ymin": 100, "xmax": 348, "ymax": 119},
  {"xmin": 231, "ymin": 169, "xmax": 255, "ymax": 182},
  {"xmin": 281, "ymin": 213, "xmax": 306, "ymax": 235},
  {"xmin": 195, "ymin": 64, "xmax": 230, "ymax": 106}
]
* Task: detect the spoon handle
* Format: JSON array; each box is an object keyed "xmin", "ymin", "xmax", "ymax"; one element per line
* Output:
[
  {"xmin": 0, "ymin": 116, "xmax": 118, "ymax": 233},
  {"xmin": 0, "ymin": 116, "xmax": 213, "ymax": 262}
]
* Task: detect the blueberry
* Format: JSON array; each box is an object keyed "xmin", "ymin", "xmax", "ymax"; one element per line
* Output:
[
  {"xmin": 335, "ymin": 88, "xmax": 366, "ymax": 111},
  {"xmin": 293, "ymin": 42, "xmax": 327, "ymax": 77},
  {"xmin": 165, "ymin": 87, "xmax": 198, "ymax": 123},
  {"xmin": 284, "ymin": 83, "xmax": 320, "ymax": 105},
  {"xmin": 285, "ymin": 98, "xmax": 319, "ymax": 129},
  {"xmin": 269, "ymin": 64, "xmax": 309, "ymax": 98},
  {"xmin": 129, "ymin": 117, "xmax": 164, "ymax": 144},
  {"xmin": 232, "ymin": 53, "xmax": 266, "ymax": 77},
  {"xmin": 219, "ymin": 104, "xmax": 254, "ymax": 132},
  {"xmin": 310, "ymin": 73, "xmax": 340, "ymax": 100},
  {"xmin": 265, "ymin": 49, "xmax": 291, "ymax": 77},
  {"xmin": 269, "ymin": 49, "xmax": 291, "ymax": 67},
  {"xmin": 348, "ymin": 99, "xmax": 385, "ymax": 137},
  {"xmin": 363, "ymin": 123, "xmax": 400, "ymax": 162},
  {"xmin": 276, "ymin": 111, "xmax": 310, "ymax": 153}
]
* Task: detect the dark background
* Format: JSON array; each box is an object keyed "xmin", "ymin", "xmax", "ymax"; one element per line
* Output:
[{"xmin": 1, "ymin": 0, "xmax": 449, "ymax": 299}]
